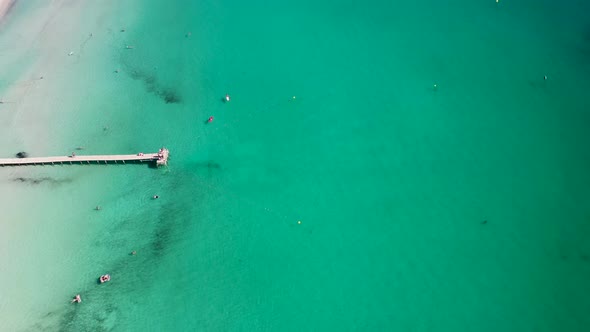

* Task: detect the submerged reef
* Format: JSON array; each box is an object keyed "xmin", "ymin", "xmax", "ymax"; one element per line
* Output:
[
  {"xmin": 13, "ymin": 177, "xmax": 72, "ymax": 185},
  {"xmin": 128, "ymin": 69, "xmax": 182, "ymax": 104}
]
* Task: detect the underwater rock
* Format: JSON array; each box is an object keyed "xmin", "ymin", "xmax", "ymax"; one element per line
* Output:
[
  {"xmin": 128, "ymin": 69, "xmax": 182, "ymax": 104},
  {"xmin": 13, "ymin": 177, "xmax": 72, "ymax": 185},
  {"xmin": 16, "ymin": 151, "xmax": 28, "ymax": 158},
  {"xmin": 161, "ymin": 89, "xmax": 181, "ymax": 104},
  {"xmin": 194, "ymin": 161, "xmax": 221, "ymax": 170}
]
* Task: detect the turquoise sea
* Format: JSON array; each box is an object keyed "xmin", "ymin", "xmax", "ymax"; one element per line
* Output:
[{"xmin": 1, "ymin": 0, "xmax": 589, "ymax": 330}]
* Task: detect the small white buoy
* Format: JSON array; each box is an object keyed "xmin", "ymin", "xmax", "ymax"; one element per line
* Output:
[
  {"xmin": 292, "ymin": 96, "xmax": 296, "ymax": 99},
  {"xmin": 297, "ymin": 220, "xmax": 301, "ymax": 225},
  {"xmin": 225, "ymin": 94, "xmax": 231, "ymax": 102}
]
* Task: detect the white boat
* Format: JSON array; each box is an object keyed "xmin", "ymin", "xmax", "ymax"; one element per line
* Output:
[{"xmin": 225, "ymin": 94, "xmax": 230, "ymax": 102}]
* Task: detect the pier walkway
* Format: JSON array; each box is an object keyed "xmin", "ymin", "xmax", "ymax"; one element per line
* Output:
[{"xmin": 0, "ymin": 148, "xmax": 169, "ymax": 167}]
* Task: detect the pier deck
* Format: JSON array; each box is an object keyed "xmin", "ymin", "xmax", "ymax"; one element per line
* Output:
[{"xmin": 0, "ymin": 148, "xmax": 169, "ymax": 167}]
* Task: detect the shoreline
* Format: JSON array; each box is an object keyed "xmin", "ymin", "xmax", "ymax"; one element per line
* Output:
[{"xmin": 0, "ymin": 1, "xmax": 145, "ymax": 330}]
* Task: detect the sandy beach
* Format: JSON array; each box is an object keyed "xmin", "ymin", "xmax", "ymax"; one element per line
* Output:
[
  {"xmin": 0, "ymin": 0, "xmax": 15, "ymax": 20},
  {"xmin": 0, "ymin": 1, "xmax": 143, "ymax": 329}
]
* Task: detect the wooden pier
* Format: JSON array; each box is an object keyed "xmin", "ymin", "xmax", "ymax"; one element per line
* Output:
[{"xmin": 0, "ymin": 148, "xmax": 169, "ymax": 167}]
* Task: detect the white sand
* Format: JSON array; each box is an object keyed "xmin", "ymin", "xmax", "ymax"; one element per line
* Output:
[{"xmin": 0, "ymin": 0, "xmax": 15, "ymax": 21}]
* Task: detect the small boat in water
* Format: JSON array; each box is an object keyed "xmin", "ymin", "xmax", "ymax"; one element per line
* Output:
[
  {"xmin": 225, "ymin": 94, "xmax": 230, "ymax": 102},
  {"xmin": 99, "ymin": 274, "xmax": 111, "ymax": 283},
  {"xmin": 71, "ymin": 294, "xmax": 82, "ymax": 303}
]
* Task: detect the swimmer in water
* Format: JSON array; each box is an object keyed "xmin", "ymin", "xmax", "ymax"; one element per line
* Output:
[{"xmin": 153, "ymin": 195, "xmax": 159, "ymax": 199}]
